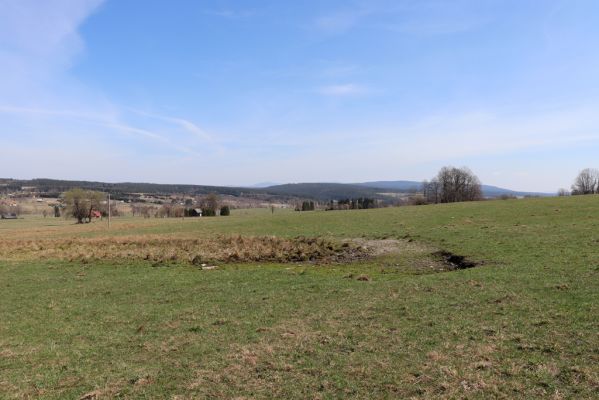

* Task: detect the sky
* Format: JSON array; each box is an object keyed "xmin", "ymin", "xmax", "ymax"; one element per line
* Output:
[{"xmin": 1, "ymin": 0, "xmax": 599, "ymax": 192}]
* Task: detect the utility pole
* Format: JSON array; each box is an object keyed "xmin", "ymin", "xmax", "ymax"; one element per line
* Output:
[{"xmin": 108, "ymin": 193, "xmax": 111, "ymax": 229}]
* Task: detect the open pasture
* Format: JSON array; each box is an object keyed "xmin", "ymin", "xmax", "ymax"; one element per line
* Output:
[{"xmin": 1, "ymin": 196, "xmax": 598, "ymax": 399}]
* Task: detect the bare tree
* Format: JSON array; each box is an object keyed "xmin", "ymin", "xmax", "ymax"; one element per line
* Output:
[
  {"xmin": 63, "ymin": 189, "xmax": 105, "ymax": 223},
  {"xmin": 422, "ymin": 179, "xmax": 440, "ymax": 204},
  {"xmin": 557, "ymin": 188, "xmax": 570, "ymax": 196},
  {"xmin": 571, "ymin": 168, "xmax": 599, "ymax": 195},
  {"xmin": 425, "ymin": 167, "xmax": 482, "ymax": 204}
]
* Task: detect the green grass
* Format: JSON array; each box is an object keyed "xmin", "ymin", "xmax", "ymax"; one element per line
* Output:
[{"xmin": 1, "ymin": 196, "xmax": 598, "ymax": 398}]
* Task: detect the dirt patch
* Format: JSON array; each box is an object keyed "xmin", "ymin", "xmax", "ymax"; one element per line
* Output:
[
  {"xmin": 351, "ymin": 238, "xmax": 481, "ymax": 273},
  {"xmin": 351, "ymin": 238, "xmax": 454, "ymax": 258},
  {"xmin": 434, "ymin": 251, "xmax": 479, "ymax": 270}
]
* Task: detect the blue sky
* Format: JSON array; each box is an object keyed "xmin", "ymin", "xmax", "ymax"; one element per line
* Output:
[{"xmin": 1, "ymin": 0, "xmax": 599, "ymax": 192}]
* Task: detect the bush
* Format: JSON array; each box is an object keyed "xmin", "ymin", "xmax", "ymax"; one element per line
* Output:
[
  {"xmin": 408, "ymin": 195, "xmax": 428, "ymax": 206},
  {"xmin": 220, "ymin": 206, "xmax": 230, "ymax": 216}
]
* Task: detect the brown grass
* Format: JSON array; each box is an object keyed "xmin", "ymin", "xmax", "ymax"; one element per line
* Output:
[{"xmin": 0, "ymin": 235, "xmax": 368, "ymax": 265}]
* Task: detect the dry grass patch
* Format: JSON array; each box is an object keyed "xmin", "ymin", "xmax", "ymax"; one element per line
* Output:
[{"xmin": 0, "ymin": 235, "xmax": 368, "ymax": 265}]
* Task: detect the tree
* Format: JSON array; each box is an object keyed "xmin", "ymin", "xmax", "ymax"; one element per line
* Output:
[
  {"xmin": 557, "ymin": 188, "xmax": 570, "ymax": 196},
  {"xmin": 424, "ymin": 167, "xmax": 482, "ymax": 204},
  {"xmin": 63, "ymin": 189, "xmax": 105, "ymax": 223},
  {"xmin": 422, "ymin": 179, "xmax": 440, "ymax": 204},
  {"xmin": 571, "ymin": 168, "xmax": 599, "ymax": 195},
  {"xmin": 201, "ymin": 193, "xmax": 219, "ymax": 216}
]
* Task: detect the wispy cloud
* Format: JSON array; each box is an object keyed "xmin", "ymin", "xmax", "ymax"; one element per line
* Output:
[
  {"xmin": 0, "ymin": 104, "xmax": 203, "ymax": 156},
  {"xmin": 204, "ymin": 9, "xmax": 256, "ymax": 19},
  {"xmin": 0, "ymin": 105, "xmax": 106, "ymax": 120},
  {"xmin": 130, "ymin": 110, "xmax": 212, "ymax": 142},
  {"xmin": 0, "ymin": 0, "xmax": 216, "ymax": 165},
  {"xmin": 313, "ymin": 1, "xmax": 489, "ymax": 36},
  {"xmin": 318, "ymin": 83, "xmax": 369, "ymax": 96}
]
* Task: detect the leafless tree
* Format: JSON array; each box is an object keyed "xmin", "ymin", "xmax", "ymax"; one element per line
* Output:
[
  {"xmin": 571, "ymin": 168, "xmax": 599, "ymax": 195},
  {"xmin": 424, "ymin": 167, "xmax": 482, "ymax": 204},
  {"xmin": 557, "ymin": 188, "xmax": 570, "ymax": 196},
  {"xmin": 422, "ymin": 179, "xmax": 440, "ymax": 204}
]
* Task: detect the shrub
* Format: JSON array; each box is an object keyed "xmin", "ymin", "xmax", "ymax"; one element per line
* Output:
[
  {"xmin": 408, "ymin": 195, "xmax": 428, "ymax": 206},
  {"xmin": 220, "ymin": 206, "xmax": 230, "ymax": 216}
]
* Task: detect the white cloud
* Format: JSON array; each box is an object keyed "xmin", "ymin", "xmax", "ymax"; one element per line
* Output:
[
  {"xmin": 0, "ymin": 0, "xmax": 104, "ymax": 93},
  {"xmin": 130, "ymin": 110, "xmax": 213, "ymax": 142},
  {"xmin": 0, "ymin": 0, "xmax": 217, "ymax": 165}
]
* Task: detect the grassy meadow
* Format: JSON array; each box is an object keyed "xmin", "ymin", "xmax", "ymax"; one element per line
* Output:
[{"xmin": 1, "ymin": 196, "xmax": 598, "ymax": 399}]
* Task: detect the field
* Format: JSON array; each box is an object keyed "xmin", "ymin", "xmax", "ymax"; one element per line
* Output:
[{"xmin": 1, "ymin": 196, "xmax": 598, "ymax": 399}]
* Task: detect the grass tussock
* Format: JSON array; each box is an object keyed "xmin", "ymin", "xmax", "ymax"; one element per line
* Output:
[{"xmin": 0, "ymin": 235, "xmax": 368, "ymax": 264}]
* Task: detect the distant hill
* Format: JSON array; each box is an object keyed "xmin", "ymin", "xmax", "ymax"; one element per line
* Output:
[
  {"xmin": 0, "ymin": 178, "xmax": 265, "ymax": 201},
  {"xmin": 478, "ymin": 184, "xmax": 552, "ymax": 198},
  {"xmin": 248, "ymin": 182, "xmax": 280, "ymax": 188},
  {"xmin": 262, "ymin": 183, "xmax": 403, "ymax": 201},
  {"xmin": 355, "ymin": 181, "xmax": 421, "ymax": 192},
  {"xmin": 0, "ymin": 178, "xmax": 552, "ymax": 202},
  {"xmin": 356, "ymin": 180, "xmax": 552, "ymax": 198}
]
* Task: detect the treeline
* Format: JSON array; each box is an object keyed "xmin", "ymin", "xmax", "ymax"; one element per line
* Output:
[
  {"xmin": 131, "ymin": 193, "xmax": 231, "ymax": 218},
  {"xmin": 327, "ymin": 198, "xmax": 379, "ymax": 210},
  {"xmin": 295, "ymin": 198, "xmax": 380, "ymax": 211}
]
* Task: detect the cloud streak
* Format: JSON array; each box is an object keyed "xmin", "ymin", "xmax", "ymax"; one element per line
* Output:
[
  {"xmin": 0, "ymin": 0, "xmax": 216, "ymax": 162},
  {"xmin": 318, "ymin": 83, "xmax": 369, "ymax": 96},
  {"xmin": 313, "ymin": 1, "xmax": 489, "ymax": 35}
]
